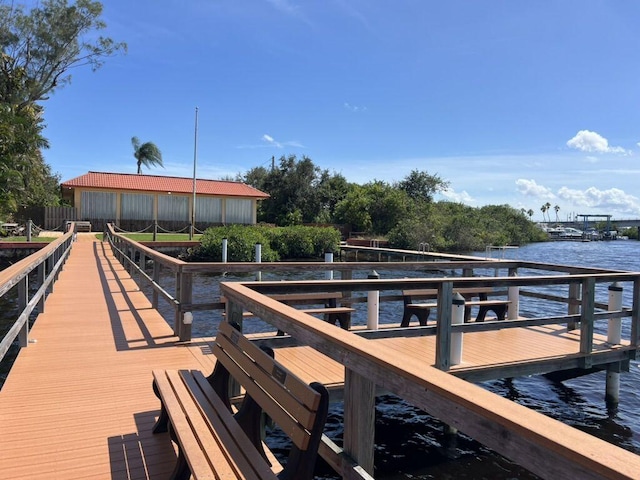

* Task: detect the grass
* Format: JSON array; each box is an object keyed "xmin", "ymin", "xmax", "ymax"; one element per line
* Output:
[
  {"xmin": 120, "ymin": 233, "xmax": 202, "ymax": 242},
  {"xmin": 0, "ymin": 236, "xmax": 57, "ymax": 243}
]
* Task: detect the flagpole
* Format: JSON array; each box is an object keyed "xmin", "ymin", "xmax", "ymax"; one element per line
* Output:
[{"xmin": 191, "ymin": 107, "xmax": 199, "ymax": 240}]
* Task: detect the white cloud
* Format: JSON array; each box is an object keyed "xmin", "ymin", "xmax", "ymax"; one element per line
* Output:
[
  {"xmin": 440, "ymin": 187, "xmax": 474, "ymax": 204},
  {"xmin": 557, "ymin": 186, "xmax": 640, "ymax": 214},
  {"xmin": 566, "ymin": 130, "xmax": 629, "ymax": 155},
  {"xmin": 262, "ymin": 134, "xmax": 282, "ymax": 148},
  {"xmin": 515, "ymin": 179, "xmax": 556, "ymax": 199},
  {"xmin": 344, "ymin": 102, "xmax": 367, "ymax": 112}
]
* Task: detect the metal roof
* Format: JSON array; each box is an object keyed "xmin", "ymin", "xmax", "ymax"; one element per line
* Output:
[{"xmin": 61, "ymin": 172, "xmax": 269, "ymax": 199}]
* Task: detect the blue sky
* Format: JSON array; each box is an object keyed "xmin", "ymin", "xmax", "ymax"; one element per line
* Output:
[{"xmin": 38, "ymin": 0, "xmax": 640, "ymax": 221}]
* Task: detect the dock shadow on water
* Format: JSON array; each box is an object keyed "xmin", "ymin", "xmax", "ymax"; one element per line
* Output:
[{"xmin": 264, "ymin": 393, "xmax": 542, "ymax": 479}]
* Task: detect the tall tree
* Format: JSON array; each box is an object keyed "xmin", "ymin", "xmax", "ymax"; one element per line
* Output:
[
  {"xmin": 0, "ymin": 0, "xmax": 126, "ymax": 108},
  {"xmin": 132, "ymin": 137, "xmax": 163, "ymax": 174},
  {"xmin": 242, "ymin": 155, "xmax": 348, "ymax": 225},
  {"xmin": 554, "ymin": 204, "xmax": 560, "ymax": 222},
  {"xmin": 0, "ymin": 0, "xmax": 125, "ymax": 217},
  {"xmin": 397, "ymin": 169, "xmax": 449, "ymax": 203}
]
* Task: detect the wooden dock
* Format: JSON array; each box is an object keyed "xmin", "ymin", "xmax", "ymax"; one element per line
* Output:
[
  {"xmin": 0, "ymin": 237, "xmax": 216, "ymax": 479},
  {"xmin": 1, "ymin": 235, "xmax": 640, "ymax": 479}
]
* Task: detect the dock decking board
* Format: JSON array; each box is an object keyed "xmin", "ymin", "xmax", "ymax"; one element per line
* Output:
[
  {"xmin": 0, "ymin": 237, "xmax": 212, "ymax": 479},
  {"xmin": 0, "ymin": 235, "xmax": 636, "ymax": 479}
]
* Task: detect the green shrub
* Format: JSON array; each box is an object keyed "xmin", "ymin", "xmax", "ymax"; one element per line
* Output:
[
  {"xmin": 187, "ymin": 225, "xmax": 279, "ymax": 262},
  {"xmin": 184, "ymin": 225, "xmax": 341, "ymax": 262}
]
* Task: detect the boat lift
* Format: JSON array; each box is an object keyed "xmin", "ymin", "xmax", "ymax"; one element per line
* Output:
[{"xmin": 577, "ymin": 214, "xmax": 613, "ymax": 238}]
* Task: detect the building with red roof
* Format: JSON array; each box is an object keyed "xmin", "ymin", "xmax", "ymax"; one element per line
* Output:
[{"xmin": 60, "ymin": 172, "xmax": 269, "ymax": 231}]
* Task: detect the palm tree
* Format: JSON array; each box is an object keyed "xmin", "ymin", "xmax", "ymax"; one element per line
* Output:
[
  {"xmin": 527, "ymin": 209, "xmax": 534, "ymax": 220},
  {"xmin": 554, "ymin": 205, "xmax": 560, "ymax": 222},
  {"xmin": 132, "ymin": 136, "xmax": 163, "ymax": 174},
  {"xmin": 541, "ymin": 204, "xmax": 548, "ymax": 222},
  {"xmin": 544, "ymin": 202, "xmax": 551, "ymax": 222}
]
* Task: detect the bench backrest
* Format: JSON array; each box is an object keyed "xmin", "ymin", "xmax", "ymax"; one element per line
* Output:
[
  {"xmin": 210, "ymin": 321, "xmax": 329, "ymax": 479},
  {"xmin": 403, "ymin": 287, "xmax": 494, "ymax": 299},
  {"xmin": 269, "ymin": 292, "xmax": 342, "ymax": 306}
]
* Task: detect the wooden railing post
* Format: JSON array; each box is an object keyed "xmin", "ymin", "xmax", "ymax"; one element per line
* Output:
[
  {"xmin": 175, "ymin": 270, "xmax": 193, "ymax": 342},
  {"xmin": 139, "ymin": 251, "xmax": 146, "ymax": 283},
  {"xmin": 568, "ymin": 281, "xmax": 581, "ymax": 330},
  {"xmin": 580, "ymin": 278, "xmax": 595, "ymax": 368},
  {"xmin": 435, "ymin": 281, "xmax": 454, "ymax": 371},
  {"xmin": 343, "ymin": 368, "xmax": 375, "ymax": 477},
  {"xmin": 37, "ymin": 262, "xmax": 46, "ymax": 314},
  {"xmin": 152, "ymin": 261, "xmax": 160, "ymax": 309},
  {"xmin": 225, "ymin": 298, "xmax": 245, "ymax": 332},
  {"xmin": 508, "ymin": 269, "xmax": 519, "ymax": 320},
  {"xmin": 18, "ymin": 276, "xmax": 28, "ymax": 347}
]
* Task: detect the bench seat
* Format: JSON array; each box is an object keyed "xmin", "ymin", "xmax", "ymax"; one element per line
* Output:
[{"xmin": 402, "ymin": 289, "xmax": 510, "ymax": 327}]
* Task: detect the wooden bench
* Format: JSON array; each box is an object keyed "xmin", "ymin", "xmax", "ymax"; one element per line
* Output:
[
  {"xmin": 152, "ymin": 321, "xmax": 330, "ymax": 480},
  {"xmin": 270, "ymin": 292, "xmax": 355, "ymax": 330},
  {"xmin": 75, "ymin": 221, "xmax": 91, "ymax": 232},
  {"xmin": 402, "ymin": 288, "xmax": 509, "ymax": 327}
]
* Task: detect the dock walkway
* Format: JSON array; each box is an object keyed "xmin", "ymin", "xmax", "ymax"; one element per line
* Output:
[
  {"xmin": 1, "ymin": 236, "xmax": 639, "ymax": 479},
  {"xmin": 0, "ymin": 237, "xmax": 213, "ymax": 479}
]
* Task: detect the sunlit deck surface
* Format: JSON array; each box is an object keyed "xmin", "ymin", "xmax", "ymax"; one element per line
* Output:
[{"xmin": 0, "ymin": 237, "xmax": 630, "ymax": 478}]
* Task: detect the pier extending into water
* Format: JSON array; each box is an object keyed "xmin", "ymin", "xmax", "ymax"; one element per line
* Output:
[{"xmin": 1, "ymin": 227, "xmax": 640, "ymax": 479}]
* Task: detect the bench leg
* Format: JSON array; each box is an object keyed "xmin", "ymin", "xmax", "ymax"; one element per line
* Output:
[
  {"xmin": 323, "ymin": 313, "xmax": 351, "ymax": 330},
  {"xmin": 151, "ymin": 379, "xmax": 170, "ymax": 434},
  {"xmin": 168, "ymin": 423, "xmax": 192, "ymax": 480},
  {"xmin": 475, "ymin": 305, "xmax": 508, "ymax": 322},
  {"xmin": 401, "ymin": 308, "xmax": 430, "ymax": 327}
]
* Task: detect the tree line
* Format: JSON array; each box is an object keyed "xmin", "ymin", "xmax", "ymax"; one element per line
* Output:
[{"xmin": 237, "ymin": 155, "xmax": 547, "ymax": 252}]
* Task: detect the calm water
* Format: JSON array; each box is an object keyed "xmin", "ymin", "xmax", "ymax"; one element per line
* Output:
[{"xmin": 2, "ymin": 240, "xmax": 640, "ymax": 478}]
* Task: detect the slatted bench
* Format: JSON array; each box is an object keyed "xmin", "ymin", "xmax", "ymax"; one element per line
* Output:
[
  {"xmin": 221, "ymin": 292, "xmax": 354, "ymax": 330},
  {"xmin": 402, "ymin": 288, "xmax": 510, "ymax": 326},
  {"xmin": 271, "ymin": 292, "xmax": 355, "ymax": 330},
  {"xmin": 152, "ymin": 321, "xmax": 330, "ymax": 480},
  {"xmin": 75, "ymin": 221, "xmax": 91, "ymax": 232}
]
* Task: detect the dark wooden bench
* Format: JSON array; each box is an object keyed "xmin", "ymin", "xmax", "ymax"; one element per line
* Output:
[
  {"xmin": 402, "ymin": 288, "xmax": 510, "ymax": 327},
  {"xmin": 222, "ymin": 292, "xmax": 355, "ymax": 330},
  {"xmin": 152, "ymin": 321, "xmax": 330, "ymax": 480},
  {"xmin": 271, "ymin": 292, "xmax": 355, "ymax": 330}
]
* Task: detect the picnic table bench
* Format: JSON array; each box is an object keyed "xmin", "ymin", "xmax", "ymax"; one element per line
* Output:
[
  {"xmin": 270, "ymin": 292, "xmax": 355, "ymax": 330},
  {"xmin": 402, "ymin": 287, "xmax": 510, "ymax": 327},
  {"xmin": 152, "ymin": 321, "xmax": 330, "ymax": 480},
  {"xmin": 222, "ymin": 292, "xmax": 355, "ymax": 330}
]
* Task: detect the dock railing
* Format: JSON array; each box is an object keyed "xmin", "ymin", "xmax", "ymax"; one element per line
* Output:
[
  {"xmin": 0, "ymin": 223, "xmax": 75, "ymax": 363},
  {"xmin": 221, "ymin": 276, "xmax": 640, "ymax": 480},
  {"xmin": 104, "ymin": 224, "xmax": 640, "ymax": 346}
]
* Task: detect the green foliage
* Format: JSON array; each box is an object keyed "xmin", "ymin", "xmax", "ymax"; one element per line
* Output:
[
  {"xmin": 334, "ymin": 181, "xmax": 414, "ymax": 235},
  {"xmin": 185, "ymin": 225, "xmax": 341, "ymax": 262},
  {"xmin": 388, "ymin": 202, "xmax": 547, "ymax": 252},
  {"xmin": 189, "ymin": 225, "xmax": 279, "ymax": 262},
  {"xmin": 0, "ymin": 0, "xmax": 125, "ymax": 218},
  {"xmin": 237, "ymin": 157, "xmax": 546, "ymax": 253},
  {"xmin": 1, "ymin": 0, "xmax": 127, "ymax": 107},
  {"xmin": 132, "ymin": 136, "xmax": 164, "ymax": 174},
  {"xmin": 269, "ymin": 226, "xmax": 340, "ymax": 258},
  {"xmin": 396, "ymin": 169, "xmax": 449, "ymax": 202},
  {"xmin": 0, "ymin": 62, "xmax": 59, "ymax": 217},
  {"xmin": 241, "ymin": 155, "xmax": 349, "ymax": 225}
]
